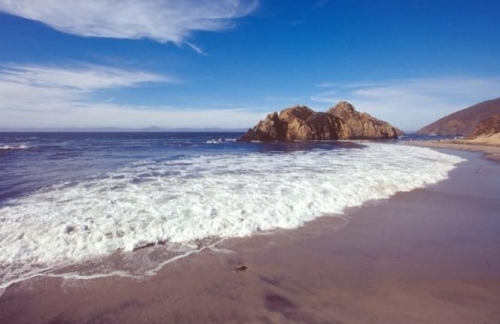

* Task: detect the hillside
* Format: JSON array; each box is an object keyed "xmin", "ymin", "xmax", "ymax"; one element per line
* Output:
[
  {"xmin": 472, "ymin": 115, "xmax": 500, "ymax": 137},
  {"xmin": 417, "ymin": 98, "xmax": 500, "ymax": 136}
]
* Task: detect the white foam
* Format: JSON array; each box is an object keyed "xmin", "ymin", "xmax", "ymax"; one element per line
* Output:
[
  {"xmin": 0, "ymin": 143, "xmax": 464, "ymax": 287},
  {"xmin": 0, "ymin": 144, "xmax": 30, "ymax": 150},
  {"xmin": 205, "ymin": 138, "xmax": 236, "ymax": 144}
]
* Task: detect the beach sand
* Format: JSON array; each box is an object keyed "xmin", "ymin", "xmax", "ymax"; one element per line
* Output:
[
  {"xmin": 408, "ymin": 136, "xmax": 500, "ymax": 163},
  {"xmin": 1, "ymin": 149, "xmax": 500, "ymax": 323}
]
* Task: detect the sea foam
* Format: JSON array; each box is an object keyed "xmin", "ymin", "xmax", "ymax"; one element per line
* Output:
[
  {"xmin": 0, "ymin": 143, "xmax": 464, "ymax": 287},
  {"xmin": 0, "ymin": 144, "xmax": 30, "ymax": 150}
]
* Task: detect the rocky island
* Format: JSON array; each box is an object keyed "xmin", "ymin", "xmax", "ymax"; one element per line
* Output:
[{"xmin": 238, "ymin": 101, "xmax": 400, "ymax": 142}]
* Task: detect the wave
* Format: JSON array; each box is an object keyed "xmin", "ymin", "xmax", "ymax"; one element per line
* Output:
[
  {"xmin": 0, "ymin": 144, "xmax": 30, "ymax": 150},
  {"xmin": 0, "ymin": 143, "xmax": 464, "ymax": 287},
  {"xmin": 205, "ymin": 138, "xmax": 237, "ymax": 144}
]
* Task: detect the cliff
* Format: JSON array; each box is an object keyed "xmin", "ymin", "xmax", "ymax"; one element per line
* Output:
[
  {"xmin": 238, "ymin": 102, "xmax": 399, "ymax": 142},
  {"xmin": 417, "ymin": 98, "xmax": 500, "ymax": 136}
]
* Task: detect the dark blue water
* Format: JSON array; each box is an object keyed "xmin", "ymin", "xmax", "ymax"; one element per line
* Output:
[
  {"xmin": 398, "ymin": 134, "xmax": 459, "ymax": 142},
  {"xmin": 0, "ymin": 132, "xmax": 364, "ymax": 204}
]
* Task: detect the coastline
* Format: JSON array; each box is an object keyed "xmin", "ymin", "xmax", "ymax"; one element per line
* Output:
[
  {"xmin": 1, "ymin": 147, "xmax": 500, "ymax": 323},
  {"xmin": 407, "ymin": 137, "xmax": 500, "ymax": 163}
]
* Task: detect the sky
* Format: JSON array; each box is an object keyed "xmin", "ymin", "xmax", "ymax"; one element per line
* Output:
[{"xmin": 0, "ymin": 0, "xmax": 499, "ymax": 132}]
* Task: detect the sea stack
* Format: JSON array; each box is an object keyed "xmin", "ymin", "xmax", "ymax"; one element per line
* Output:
[{"xmin": 238, "ymin": 101, "xmax": 400, "ymax": 142}]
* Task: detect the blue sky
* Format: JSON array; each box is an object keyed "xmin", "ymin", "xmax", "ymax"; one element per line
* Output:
[{"xmin": 0, "ymin": 0, "xmax": 499, "ymax": 131}]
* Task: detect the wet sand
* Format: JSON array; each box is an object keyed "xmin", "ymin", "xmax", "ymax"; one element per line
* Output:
[{"xmin": 1, "ymin": 150, "xmax": 500, "ymax": 323}]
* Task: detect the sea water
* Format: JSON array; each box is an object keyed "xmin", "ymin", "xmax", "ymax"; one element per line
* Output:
[{"xmin": 0, "ymin": 132, "xmax": 464, "ymax": 291}]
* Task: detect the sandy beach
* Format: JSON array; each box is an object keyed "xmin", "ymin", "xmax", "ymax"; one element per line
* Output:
[
  {"xmin": 408, "ymin": 136, "xmax": 500, "ymax": 163},
  {"xmin": 1, "ymin": 148, "xmax": 500, "ymax": 323}
]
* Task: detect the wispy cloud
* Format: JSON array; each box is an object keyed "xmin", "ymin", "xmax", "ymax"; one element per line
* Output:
[
  {"xmin": 0, "ymin": 64, "xmax": 263, "ymax": 129},
  {"xmin": 312, "ymin": 0, "xmax": 330, "ymax": 10},
  {"xmin": 185, "ymin": 42, "xmax": 207, "ymax": 56},
  {"xmin": 0, "ymin": 64, "xmax": 172, "ymax": 115},
  {"xmin": 0, "ymin": 0, "xmax": 258, "ymax": 45},
  {"xmin": 1, "ymin": 64, "xmax": 171, "ymax": 91},
  {"xmin": 290, "ymin": 0, "xmax": 330, "ymax": 26},
  {"xmin": 311, "ymin": 77, "xmax": 500, "ymax": 131}
]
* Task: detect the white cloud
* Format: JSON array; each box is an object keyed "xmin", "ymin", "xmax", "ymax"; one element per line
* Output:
[
  {"xmin": 1, "ymin": 64, "xmax": 171, "ymax": 91},
  {"xmin": 0, "ymin": 64, "xmax": 173, "ymax": 113},
  {"xmin": 0, "ymin": 0, "xmax": 258, "ymax": 44},
  {"xmin": 0, "ymin": 64, "xmax": 263, "ymax": 129},
  {"xmin": 185, "ymin": 41, "xmax": 207, "ymax": 56},
  {"xmin": 311, "ymin": 77, "xmax": 500, "ymax": 132}
]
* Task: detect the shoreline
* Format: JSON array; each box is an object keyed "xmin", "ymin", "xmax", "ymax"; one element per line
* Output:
[
  {"xmin": 1, "ymin": 148, "xmax": 500, "ymax": 323},
  {"xmin": 407, "ymin": 138, "xmax": 500, "ymax": 163}
]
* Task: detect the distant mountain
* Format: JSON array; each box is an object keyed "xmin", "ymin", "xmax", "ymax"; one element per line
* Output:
[{"xmin": 417, "ymin": 98, "xmax": 500, "ymax": 136}]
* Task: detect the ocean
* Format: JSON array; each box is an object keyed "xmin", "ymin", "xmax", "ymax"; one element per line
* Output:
[{"xmin": 0, "ymin": 132, "xmax": 464, "ymax": 292}]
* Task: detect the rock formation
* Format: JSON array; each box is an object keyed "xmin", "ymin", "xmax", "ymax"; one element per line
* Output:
[
  {"xmin": 328, "ymin": 102, "xmax": 399, "ymax": 139},
  {"xmin": 417, "ymin": 97, "xmax": 500, "ymax": 136},
  {"xmin": 238, "ymin": 102, "xmax": 399, "ymax": 142}
]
